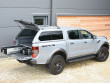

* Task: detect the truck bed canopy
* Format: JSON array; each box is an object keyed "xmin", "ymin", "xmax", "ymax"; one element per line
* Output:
[{"xmin": 14, "ymin": 20, "xmax": 40, "ymax": 31}]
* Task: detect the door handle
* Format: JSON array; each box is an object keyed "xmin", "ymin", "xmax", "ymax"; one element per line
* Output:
[
  {"xmin": 70, "ymin": 42, "xmax": 74, "ymax": 45},
  {"xmin": 84, "ymin": 41, "xmax": 87, "ymax": 43}
]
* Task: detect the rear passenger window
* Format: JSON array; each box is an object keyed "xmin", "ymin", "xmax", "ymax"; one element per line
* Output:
[
  {"xmin": 39, "ymin": 31, "xmax": 63, "ymax": 41},
  {"xmin": 68, "ymin": 30, "xmax": 79, "ymax": 39}
]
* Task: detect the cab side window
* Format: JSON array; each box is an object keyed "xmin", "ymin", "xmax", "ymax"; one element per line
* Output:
[
  {"xmin": 39, "ymin": 31, "xmax": 63, "ymax": 41},
  {"xmin": 80, "ymin": 30, "xmax": 93, "ymax": 39},
  {"xmin": 68, "ymin": 30, "xmax": 79, "ymax": 39}
]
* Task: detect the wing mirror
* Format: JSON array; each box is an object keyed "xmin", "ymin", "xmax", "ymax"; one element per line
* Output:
[{"xmin": 93, "ymin": 35, "xmax": 97, "ymax": 39}]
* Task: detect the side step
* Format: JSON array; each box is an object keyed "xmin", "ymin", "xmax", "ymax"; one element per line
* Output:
[{"xmin": 67, "ymin": 55, "xmax": 96, "ymax": 62}]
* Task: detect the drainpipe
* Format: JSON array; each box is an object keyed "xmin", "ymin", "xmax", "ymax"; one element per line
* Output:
[{"xmin": 50, "ymin": 0, "xmax": 56, "ymax": 26}]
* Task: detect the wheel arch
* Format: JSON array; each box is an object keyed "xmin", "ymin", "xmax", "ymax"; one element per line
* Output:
[
  {"xmin": 96, "ymin": 42, "xmax": 109, "ymax": 54},
  {"xmin": 101, "ymin": 42, "xmax": 109, "ymax": 49},
  {"xmin": 46, "ymin": 48, "xmax": 67, "ymax": 64}
]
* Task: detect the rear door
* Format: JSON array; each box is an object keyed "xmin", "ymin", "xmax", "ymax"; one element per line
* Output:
[
  {"xmin": 15, "ymin": 20, "xmax": 40, "ymax": 30},
  {"xmin": 80, "ymin": 30, "xmax": 97, "ymax": 55},
  {"xmin": 67, "ymin": 30, "xmax": 82, "ymax": 58}
]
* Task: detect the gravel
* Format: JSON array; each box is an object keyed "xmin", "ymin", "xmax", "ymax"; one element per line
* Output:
[{"xmin": 0, "ymin": 52, "xmax": 110, "ymax": 83}]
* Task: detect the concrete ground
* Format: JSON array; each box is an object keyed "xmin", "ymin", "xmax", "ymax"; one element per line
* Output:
[{"xmin": 0, "ymin": 51, "xmax": 110, "ymax": 83}]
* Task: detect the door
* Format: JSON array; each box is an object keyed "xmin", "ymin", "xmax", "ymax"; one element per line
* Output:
[
  {"xmin": 67, "ymin": 30, "xmax": 82, "ymax": 58},
  {"xmin": 80, "ymin": 30, "xmax": 97, "ymax": 55}
]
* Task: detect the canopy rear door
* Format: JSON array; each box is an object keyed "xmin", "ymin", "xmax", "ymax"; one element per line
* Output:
[{"xmin": 15, "ymin": 20, "xmax": 40, "ymax": 31}]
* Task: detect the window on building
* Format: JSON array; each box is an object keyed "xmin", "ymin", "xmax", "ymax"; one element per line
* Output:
[
  {"xmin": 34, "ymin": 19, "xmax": 44, "ymax": 25},
  {"xmin": 34, "ymin": 16, "xmax": 48, "ymax": 25}
]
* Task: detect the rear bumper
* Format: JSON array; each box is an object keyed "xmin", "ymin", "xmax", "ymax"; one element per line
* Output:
[
  {"xmin": 10, "ymin": 53, "xmax": 37, "ymax": 64},
  {"xmin": 17, "ymin": 59, "xmax": 37, "ymax": 64},
  {"xmin": 30, "ymin": 59, "xmax": 37, "ymax": 64}
]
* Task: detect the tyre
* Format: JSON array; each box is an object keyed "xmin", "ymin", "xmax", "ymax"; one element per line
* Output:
[
  {"xmin": 96, "ymin": 47, "xmax": 109, "ymax": 62},
  {"xmin": 48, "ymin": 55, "xmax": 65, "ymax": 75}
]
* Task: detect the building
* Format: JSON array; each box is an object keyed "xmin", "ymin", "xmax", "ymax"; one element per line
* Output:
[{"xmin": 0, "ymin": 0, "xmax": 110, "ymax": 47}]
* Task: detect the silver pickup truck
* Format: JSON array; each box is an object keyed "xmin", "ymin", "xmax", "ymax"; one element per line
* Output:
[{"xmin": 1, "ymin": 20, "xmax": 109, "ymax": 75}]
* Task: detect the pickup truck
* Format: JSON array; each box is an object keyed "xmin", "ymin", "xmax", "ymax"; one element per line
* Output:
[{"xmin": 1, "ymin": 20, "xmax": 109, "ymax": 75}]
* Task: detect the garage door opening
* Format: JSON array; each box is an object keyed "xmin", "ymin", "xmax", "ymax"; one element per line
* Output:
[{"xmin": 57, "ymin": 16, "xmax": 110, "ymax": 40}]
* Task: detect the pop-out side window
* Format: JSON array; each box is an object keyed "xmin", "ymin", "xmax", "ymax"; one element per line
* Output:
[{"xmin": 39, "ymin": 31, "xmax": 63, "ymax": 41}]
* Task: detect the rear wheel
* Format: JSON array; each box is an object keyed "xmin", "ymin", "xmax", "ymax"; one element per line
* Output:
[
  {"xmin": 48, "ymin": 55, "xmax": 65, "ymax": 75},
  {"xmin": 96, "ymin": 47, "xmax": 109, "ymax": 62}
]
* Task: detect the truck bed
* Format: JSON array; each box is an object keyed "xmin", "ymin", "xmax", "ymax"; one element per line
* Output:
[{"xmin": 10, "ymin": 53, "xmax": 32, "ymax": 60}]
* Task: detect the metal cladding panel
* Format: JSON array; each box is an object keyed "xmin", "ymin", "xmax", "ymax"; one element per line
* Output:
[
  {"xmin": 0, "ymin": 0, "xmax": 51, "ymax": 8},
  {"xmin": 55, "ymin": 0, "xmax": 110, "ymax": 10}
]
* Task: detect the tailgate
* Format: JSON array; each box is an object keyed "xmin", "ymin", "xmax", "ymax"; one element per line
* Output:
[{"xmin": 10, "ymin": 53, "xmax": 32, "ymax": 60}]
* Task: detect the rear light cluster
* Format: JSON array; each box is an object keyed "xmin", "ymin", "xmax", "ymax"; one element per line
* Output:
[{"xmin": 32, "ymin": 46, "xmax": 39, "ymax": 58}]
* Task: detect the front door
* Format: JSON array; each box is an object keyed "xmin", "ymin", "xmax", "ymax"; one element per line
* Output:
[{"xmin": 80, "ymin": 30, "xmax": 97, "ymax": 55}]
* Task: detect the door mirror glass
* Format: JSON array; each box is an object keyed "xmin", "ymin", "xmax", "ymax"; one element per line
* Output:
[{"xmin": 93, "ymin": 35, "xmax": 97, "ymax": 39}]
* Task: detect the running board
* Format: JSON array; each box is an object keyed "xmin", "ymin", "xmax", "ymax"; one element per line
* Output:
[{"xmin": 67, "ymin": 55, "xmax": 96, "ymax": 62}]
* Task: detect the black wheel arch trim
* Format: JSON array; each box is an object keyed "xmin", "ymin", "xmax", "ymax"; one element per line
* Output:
[
  {"xmin": 101, "ymin": 42, "xmax": 109, "ymax": 49},
  {"xmin": 46, "ymin": 48, "xmax": 67, "ymax": 64},
  {"xmin": 96, "ymin": 42, "xmax": 109, "ymax": 54}
]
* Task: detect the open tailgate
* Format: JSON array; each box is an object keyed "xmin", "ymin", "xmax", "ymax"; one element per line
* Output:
[{"xmin": 15, "ymin": 20, "xmax": 40, "ymax": 31}]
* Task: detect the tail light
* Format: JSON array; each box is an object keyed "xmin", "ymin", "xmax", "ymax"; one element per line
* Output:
[
  {"xmin": 32, "ymin": 46, "xmax": 39, "ymax": 58},
  {"xmin": 13, "ymin": 40, "xmax": 16, "ymax": 45}
]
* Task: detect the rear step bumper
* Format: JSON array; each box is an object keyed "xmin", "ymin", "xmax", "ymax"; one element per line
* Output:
[
  {"xmin": 10, "ymin": 54, "xmax": 37, "ymax": 64},
  {"xmin": 4, "ymin": 53, "xmax": 37, "ymax": 64}
]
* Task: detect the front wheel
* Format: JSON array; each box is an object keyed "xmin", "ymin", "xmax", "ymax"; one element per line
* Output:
[
  {"xmin": 96, "ymin": 47, "xmax": 109, "ymax": 62},
  {"xmin": 48, "ymin": 55, "xmax": 65, "ymax": 75}
]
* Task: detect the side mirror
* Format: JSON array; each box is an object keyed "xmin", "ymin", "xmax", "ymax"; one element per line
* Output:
[{"xmin": 93, "ymin": 35, "xmax": 97, "ymax": 39}]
